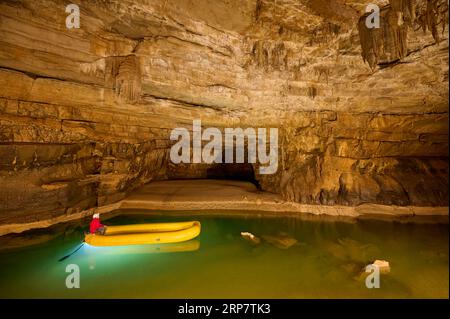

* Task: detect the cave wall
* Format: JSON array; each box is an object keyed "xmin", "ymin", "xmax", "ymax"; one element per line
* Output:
[
  {"xmin": 255, "ymin": 111, "xmax": 448, "ymax": 206},
  {"xmin": 0, "ymin": 0, "xmax": 448, "ymax": 225}
]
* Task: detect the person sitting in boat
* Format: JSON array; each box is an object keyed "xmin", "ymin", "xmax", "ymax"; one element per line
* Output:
[{"xmin": 90, "ymin": 213, "xmax": 107, "ymax": 235}]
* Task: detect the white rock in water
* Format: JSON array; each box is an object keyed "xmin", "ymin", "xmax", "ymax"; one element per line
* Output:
[
  {"xmin": 372, "ymin": 260, "xmax": 390, "ymax": 274},
  {"xmin": 241, "ymin": 232, "xmax": 261, "ymax": 244}
]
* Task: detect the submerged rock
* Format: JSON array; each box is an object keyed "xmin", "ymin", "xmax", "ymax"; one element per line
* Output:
[
  {"xmin": 261, "ymin": 234, "xmax": 298, "ymax": 249},
  {"xmin": 240, "ymin": 232, "xmax": 261, "ymax": 245},
  {"xmin": 324, "ymin": 237, "xmax": 380, "ymax": 264},
  {"xmin": 241, "ymin": 231, "xmax": 299, "ymax": 249},
  {"xmin": 340, "ymin": 262, "xmax": 363, "ymax": 275}
]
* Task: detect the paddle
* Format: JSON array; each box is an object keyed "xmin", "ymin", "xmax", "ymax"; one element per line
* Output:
[{"xmin": 58, "ymin": 242, "xmax": 85, "ymax": 262}]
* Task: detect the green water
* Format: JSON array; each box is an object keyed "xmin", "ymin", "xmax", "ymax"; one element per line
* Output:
[{"xmin": 0, "ymin": 212, "xmax": 448, "ymax": 298}]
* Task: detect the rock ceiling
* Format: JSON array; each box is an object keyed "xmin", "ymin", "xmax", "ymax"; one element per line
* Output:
[{"xmin": 1, "ymin": 0, "xmax": 448, "ymax": 118}]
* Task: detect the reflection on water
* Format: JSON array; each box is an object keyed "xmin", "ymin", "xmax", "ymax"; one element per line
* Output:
[
  {"xmin": 85, "ymin": 239, "xmax": 200, "ymax": 256},
  {"xmin": 0, "ymin": 212, "xmax": 448, "ymax": 298}
]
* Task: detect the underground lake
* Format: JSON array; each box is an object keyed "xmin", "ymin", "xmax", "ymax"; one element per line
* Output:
[
  {"xmin": 0, "ymin": 0, "xmax": 448, "ymax": 305},
  {"xmin": 0, "ymin": 211, "xmax": 447, "ymax": 299}
]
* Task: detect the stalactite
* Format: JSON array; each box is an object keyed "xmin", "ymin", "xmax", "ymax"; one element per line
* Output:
[
  {"xmin": 358, "ymin": 10, "xmax": 389, "ymax": 70},
  {"xmin": 308, "ymin": 86, "xmax": 318, "ymax": 99},
  {"xmin": 314, "ymin": 66, "xmax": 331, "ymax": 84},
  {"xmin": 115, "ymin": 55, "xmax": 142, "ymax": 103},
  {"xmin": 104, "ymin": 56, "xmax": 124, "ymax": 89},
  {"xmin": 251, "ymin": 40, "xmax": 288, "ymax": 72},
  {"xmin": 390, "ymin": 0, "xmax": 417, "ymax": 25},
  {"xmin": 358, "ymin": 0, "xmax": 448, "ymax": 70},
  {"xmin": 415, "ymin": 0, "xmax": 449, "ymax": 43},
  {"xmin": 309, "ymin": 22, "xmax": 341, "ymax": 47}
]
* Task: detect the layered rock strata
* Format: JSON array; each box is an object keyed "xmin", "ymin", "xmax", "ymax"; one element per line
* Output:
[{"xmin": 0, "ymin": 0, "xmax": 448, "ymax": 229}]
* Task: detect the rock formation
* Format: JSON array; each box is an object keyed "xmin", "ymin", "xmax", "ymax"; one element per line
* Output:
[
  {"xmin": 0, "ymin": 0, "xmax": 448, "ymax": 227},
  {"xmin": 359, "ymin": 0, "xmax": 448, "ymax": 69}
]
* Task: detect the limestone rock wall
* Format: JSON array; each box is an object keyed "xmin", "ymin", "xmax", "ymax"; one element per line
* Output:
[
  {"xmin": 255, "ymin": 111, "xmax": 448, "ymax": 206},
  {"xmin": 0, "ymin": 0, "xmax": 448, "ymax": 225}
]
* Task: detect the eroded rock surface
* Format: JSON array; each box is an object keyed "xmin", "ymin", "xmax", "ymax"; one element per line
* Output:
[{"xmin": 0, "ymin": 0, "xmax": 448, "ymax": 226}]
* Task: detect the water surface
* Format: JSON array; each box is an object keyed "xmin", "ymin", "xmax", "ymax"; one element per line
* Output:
[{"xmin": 0, "ymin": 212, "xmax": 448, "ymax": 298}]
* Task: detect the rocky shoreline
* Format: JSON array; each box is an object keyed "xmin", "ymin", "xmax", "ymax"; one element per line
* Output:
[{"xmin": 0, "ymin": 180, "xmax": 447, "ymax": 237}]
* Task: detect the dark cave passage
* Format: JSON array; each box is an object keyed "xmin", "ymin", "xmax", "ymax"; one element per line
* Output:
[{"xmin": 206, "ymin": 163, "xmax": 260, "ymax": 189}]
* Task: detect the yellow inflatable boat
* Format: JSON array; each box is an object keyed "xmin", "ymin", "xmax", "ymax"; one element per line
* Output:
[{"xmin": 85, "ymin": 221, "xmax": 201, "ymax": 247}]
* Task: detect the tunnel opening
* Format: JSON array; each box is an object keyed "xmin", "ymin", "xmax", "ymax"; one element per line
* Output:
[{"xmin": 205, "ymin": 163, "xmax": 260, "ymax": 189}]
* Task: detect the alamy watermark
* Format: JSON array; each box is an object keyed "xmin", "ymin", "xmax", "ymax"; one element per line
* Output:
[
  {"xmin": 65, "ymin": 4, "xmax": 80, "ymax": 29},
  {"xmin": 365, "ymin": 264, "xmax": 380, "ymax": 289},
  {"xmin": 169, "ymin": 120, "xmax": 279, "ymax": 175},
  {"xmin": 65, "ymin": 263, "xmax": 80, "ymax": 288},
  {"xmin": 365, "ymin": 4, "xmax": 380, "ymax": 29}
]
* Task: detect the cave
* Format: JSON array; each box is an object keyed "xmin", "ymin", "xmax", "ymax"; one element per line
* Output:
[{"xmin": 0, "ymin": 0, "xmax": 448, "ymax": 299}]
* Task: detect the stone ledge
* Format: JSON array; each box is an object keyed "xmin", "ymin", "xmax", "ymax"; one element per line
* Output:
[{"xmin": 0, "ymin": 202, "xmax": 122, "ymax": 237}]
